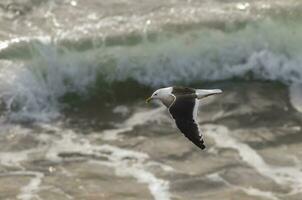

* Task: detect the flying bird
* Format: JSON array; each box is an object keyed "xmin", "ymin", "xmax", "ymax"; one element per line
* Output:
[{"xmin": 146, "ymin": 86, "xmax": 222, "ymax": 150}]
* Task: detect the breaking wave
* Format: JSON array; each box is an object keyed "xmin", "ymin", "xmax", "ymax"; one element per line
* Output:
[{"xmin": 1, "ymin": 19, "xmax": 302, "ymax": 121}]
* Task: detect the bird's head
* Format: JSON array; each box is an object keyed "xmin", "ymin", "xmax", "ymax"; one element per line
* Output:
[{"xmin": 146, "ymin": 87, "xmax": 172, "ymax": 103}]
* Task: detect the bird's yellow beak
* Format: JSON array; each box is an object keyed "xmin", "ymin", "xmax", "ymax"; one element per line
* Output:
[{"xmin": 145, "ymin": 97, "xmax": 152, "ymax": 103}]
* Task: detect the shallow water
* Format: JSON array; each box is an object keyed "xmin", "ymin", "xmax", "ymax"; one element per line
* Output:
[
  {"xmin": 0, "ymin": 83, "xmax": 302, "ymax": 200},
  {"xmin": 1, "ymin": 1, "xmax": 302, "ymax": 200}
]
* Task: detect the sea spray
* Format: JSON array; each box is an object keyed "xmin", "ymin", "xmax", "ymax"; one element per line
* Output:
[{"xmin": 1, "ymin": 19, "xmax": 302, "ymax": 121}]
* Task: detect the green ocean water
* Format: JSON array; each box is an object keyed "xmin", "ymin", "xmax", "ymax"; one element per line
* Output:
[{"xmin": 0, "ymin": 1, "xmax": 302, "ymax": 200}]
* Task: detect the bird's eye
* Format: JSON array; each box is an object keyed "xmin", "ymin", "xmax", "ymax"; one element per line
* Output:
[{"xmin": 154, "ymin": 93, "xmax": 157, "ymax": 96}]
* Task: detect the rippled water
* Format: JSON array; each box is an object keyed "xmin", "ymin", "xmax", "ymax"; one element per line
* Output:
[{"xmin": 1, "ymin": 1, "xmax": 302, "ymax": 200}]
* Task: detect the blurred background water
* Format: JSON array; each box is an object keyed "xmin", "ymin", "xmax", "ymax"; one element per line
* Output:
[{"xmin": 0, "ymin": 0, "xmax": 302, "ymax": 200}]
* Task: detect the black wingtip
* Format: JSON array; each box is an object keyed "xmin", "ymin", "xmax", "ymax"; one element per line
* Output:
[{"xmin": 199, "ymin": 140, "xmax": 206, "ymax": 150}]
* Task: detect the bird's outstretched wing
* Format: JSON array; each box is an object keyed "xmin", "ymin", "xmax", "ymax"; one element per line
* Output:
[{"xmin": 169, "ymin": 94, "xmax": 205, "ymax": 150}]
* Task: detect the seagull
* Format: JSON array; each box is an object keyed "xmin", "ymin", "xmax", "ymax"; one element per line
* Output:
[{"xmin": 146, "ymin": 86, "xmax": 222, "ymax": 150}]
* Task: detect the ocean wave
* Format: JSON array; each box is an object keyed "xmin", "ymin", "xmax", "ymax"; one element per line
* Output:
[{"xmin": 1, "ymin": 19, "xmax": 302, "ymax": 121}]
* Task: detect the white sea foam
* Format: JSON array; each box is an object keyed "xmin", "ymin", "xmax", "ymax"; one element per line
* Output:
[
  {"xmin": 0, "ymin": 171, "xmax": 44, "ymax": 200},
  {"xmin": 0, "ymin": 121, "xmax": 172, "ymax": 200},
  {"xmin": 0, "ymin": 36, "xmax": 51, "ymax": 51},
  {"xmin": 0, "ymin": 112, "xmax": 173, "ymax": 200},
  {"xmin": 112, "ymin": 105, "xmax": 129, "ymax": 116},
  {"xmin": 41, "ymin": 127, "xmax": 172, "ymax": 200},
  {"xmin": 91, "ymin": 145, "xmax": 171, "ymax": 200},
  {"xmin": 0, "ymin": 124, "xmax": 44, "ymax": 199},
  {"xmin": 0, "ymin": 155, "xmax": 44, "ymax": 200},
  {"xmin": 16, "ymin": 171, "xmax": 44, "ymax": 200},
  {"xmin": 102, "ymin": 107, "xmax": 165, "ymax": 140},
  {"xmin": 207, "ymin": 173, "xmax": 280, "ymax": 200},
  {"xmin": 242, "ymin": 187, "xmax": 280, "ymax": 200},
  {"xmin": 0, "ymin": 150, "xmax": 32, "ymax": 167},
  {"xmin": 0, "ymin": 125, "xmax": 41, "ymax": 167},
  {"xmin": 205, "ymin": 124, "xmax": 302, "ymax": 196},
  {"xmin": 289, "ymin": 83, "xmax": 302, "ymax": 112}
]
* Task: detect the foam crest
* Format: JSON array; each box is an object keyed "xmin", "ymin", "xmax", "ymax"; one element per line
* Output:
[
  {"xmin": 0, "ymin": 43, "xmax": 98, "ymax": 121},
  {"xmin": 1, "ymin": 19, "xmax": 302, "ymax": 121},
  {"xmin": 110, "ymin": 20, "xmax": 302, "ymax": 87}
]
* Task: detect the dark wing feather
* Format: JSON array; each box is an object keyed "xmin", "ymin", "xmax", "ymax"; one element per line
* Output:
[
  {"xmin": 172, "ymin": 86, "xmax": 195, "ymax": 95},
  {"xmin": 169, "ymin": 94, "xmax": 205, "ymax": 150},
  {"xmin": 174, "ymin": 119, "xmax": 205, "ymax": 149}
]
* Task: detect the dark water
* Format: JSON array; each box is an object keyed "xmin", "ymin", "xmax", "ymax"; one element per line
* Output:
[{"xmin": 1, "ymin": 1, "xmax": 302, "ymax": 200}]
